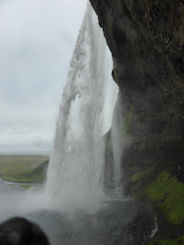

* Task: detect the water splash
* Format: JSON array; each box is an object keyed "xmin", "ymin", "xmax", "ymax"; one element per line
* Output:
[{"xmin": 46, "ymin": 3, "xmax": 117, "ymax": 213}]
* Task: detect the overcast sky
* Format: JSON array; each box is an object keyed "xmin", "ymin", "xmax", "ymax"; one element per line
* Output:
[{"xmin": 0, "ymin": 0, "xmax": 87, "ymax": 153}]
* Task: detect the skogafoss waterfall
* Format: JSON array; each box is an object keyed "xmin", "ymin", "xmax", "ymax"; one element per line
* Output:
[{"xmin": 46, "ymin": 3, "xmax": 118, "ymax": 213}]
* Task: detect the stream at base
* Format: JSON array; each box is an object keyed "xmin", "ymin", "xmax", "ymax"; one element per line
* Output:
[
  {"xmin": 25, "ymin": 200, "xmax": 155, "ymax": 245},
  {"xmin": 0, "ymin": 180, "xmax": 156, "ymax": 245}
]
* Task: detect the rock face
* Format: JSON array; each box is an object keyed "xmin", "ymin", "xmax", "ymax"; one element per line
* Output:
[{"xmin": 90, "ymin": 0, "xmax": 184, "ymax": 243}]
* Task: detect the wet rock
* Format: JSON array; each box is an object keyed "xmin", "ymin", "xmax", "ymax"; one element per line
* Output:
[{"xmin": 89, "ymin": 0, "xmax": 184, "ymax": 241}]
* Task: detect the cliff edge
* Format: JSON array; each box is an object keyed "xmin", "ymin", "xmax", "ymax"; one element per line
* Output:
[{"xmin": 90, "ymin": 0, "xmax": 184, "ymax": 244}]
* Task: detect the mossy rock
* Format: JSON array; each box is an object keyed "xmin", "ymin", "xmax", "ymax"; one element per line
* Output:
[
  {"xmin": 145, "ymin": 171, "xmax": 184, "ymax": 225},
  {"xmin": 130, "ymin": 166, "xmax": 154, "ymax": 183},
  {"xmin": 148, "ymin": 236, "xmax": 184, "ymax": 245},
  {"xmin": 121, "ymin": 106, "xmax": 134, "ymax": 138}
]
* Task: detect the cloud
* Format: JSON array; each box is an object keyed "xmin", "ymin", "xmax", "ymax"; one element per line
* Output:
[{"xmin": 0, "ymin": 0, "xmax": 87, "ymax": 152}]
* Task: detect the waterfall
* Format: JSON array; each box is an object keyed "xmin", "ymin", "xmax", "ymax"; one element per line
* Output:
[
  {"xmin": 111, "ymin": 97, "xmax": 123, "ymax": 196},
  {"xmin": 46, "ymin": 3, "xmax": 117, "ymax": 213}
]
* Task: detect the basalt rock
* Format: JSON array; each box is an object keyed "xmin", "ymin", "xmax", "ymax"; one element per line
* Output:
[{"xmin": 90, "ymin": 0, "xmax": 184, "ymax": 243}]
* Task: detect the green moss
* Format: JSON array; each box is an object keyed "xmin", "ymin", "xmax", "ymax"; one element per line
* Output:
[
  {"xmin": 147, "ymin": 236, "xmax": 184, "ymax": 245},
  {"xmin": 121, "ymin": 106, "xmax": 134, "ymax": 138},
  {"xmin": 130, "ymin": 167, "xmax": 154, "ymax": 183},
  {"xmin": 145, "ymin": 171, "xmax": 184, "ymax": 225}
]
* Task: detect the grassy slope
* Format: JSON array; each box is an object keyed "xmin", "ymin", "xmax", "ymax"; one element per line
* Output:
[{"xmin": 0, "ymin": 155, "xmax": 49, "ymax": 183}]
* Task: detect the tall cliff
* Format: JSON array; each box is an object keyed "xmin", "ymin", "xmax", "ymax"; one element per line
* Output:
[{"xmin": 90, "ymin": 0, "xmax": 184, "ymax": 244}]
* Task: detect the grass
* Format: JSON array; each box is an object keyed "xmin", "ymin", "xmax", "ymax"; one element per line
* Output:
[
  {"xmin": 0, "ymin": 155, "xmax": 49, "ymax": 184},
  {"xmin": 145, "ymin": 171, "xmax": 184, "ymax": 225}
]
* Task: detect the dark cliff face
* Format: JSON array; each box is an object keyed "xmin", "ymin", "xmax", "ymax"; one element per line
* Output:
[
  {"xmin": 90, "ymin": 0, "xmax": 184, "ymax": 242},
  {"xmin": 90, "ymin": 0, "xmax": 184, "ymax": 143}
]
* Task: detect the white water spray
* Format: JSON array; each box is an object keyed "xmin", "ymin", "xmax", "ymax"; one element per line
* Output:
[{"xmin": 46, "ymin": 3, "xmax": 117, "ymax": 212}]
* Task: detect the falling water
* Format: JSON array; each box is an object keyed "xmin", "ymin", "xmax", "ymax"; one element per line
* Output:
[
  {"xmin": 111, "ymin": 97, "xmax": 123, "ymax": 196},
  {"xmin": 46, "ymin": 3, "xmax": 117, "ymax": 212}
]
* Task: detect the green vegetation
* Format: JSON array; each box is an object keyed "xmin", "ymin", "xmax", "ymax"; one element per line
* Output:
[
  {"xmin": 130, "ymin": 166, "xmax": 154, "ymax": 183},
  {"xmin": 145, "ymin": 171, "xmax": 184, "ymax": 225},
  {"xmin": 148, "ymin": 236, "xmax": 184, "ymax": 245},
  {"xmin": 121, "ymin": 106, "xmax": 134, "ymax": 138},
  {"xmin": 0, "ymin": 155, "xmax": 49, "ymax": 184}
]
